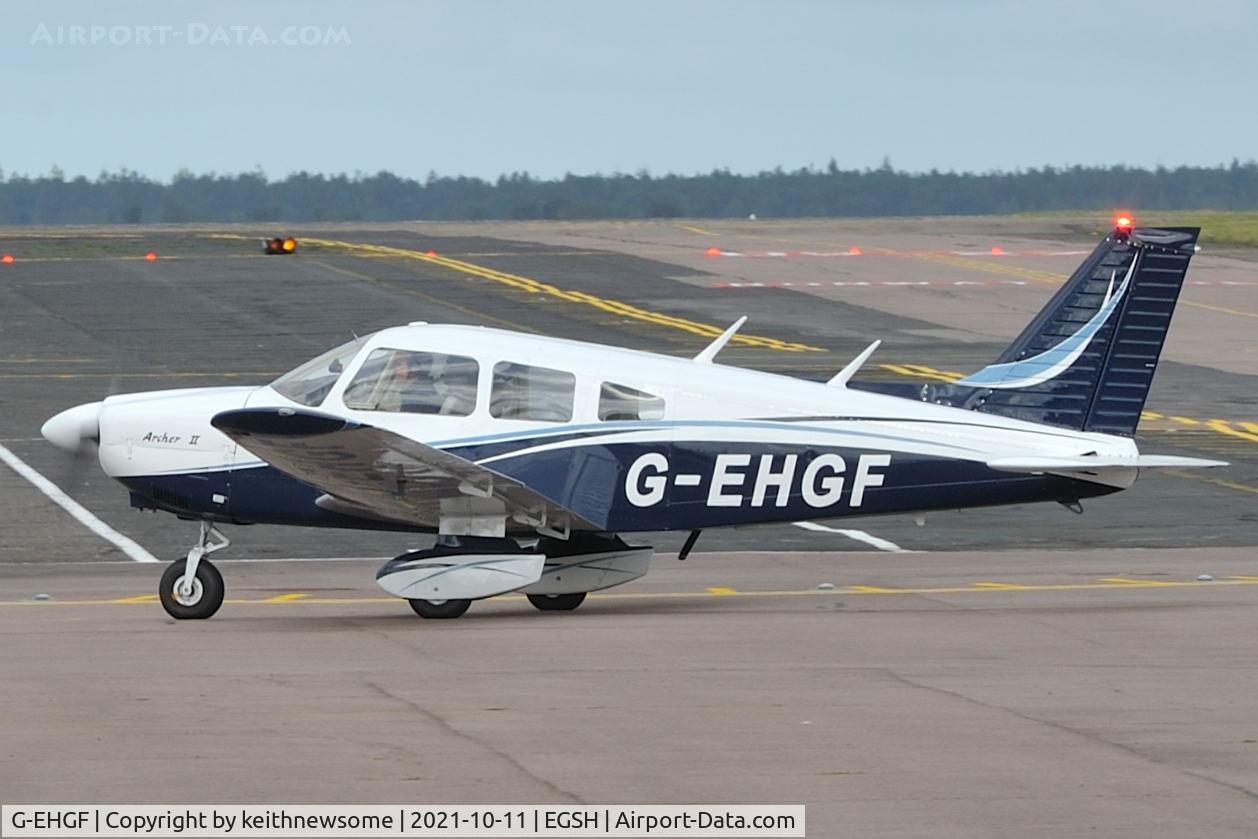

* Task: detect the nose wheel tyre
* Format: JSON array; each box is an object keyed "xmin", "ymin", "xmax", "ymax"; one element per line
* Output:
[
  {"xmin": 527, "ymin": 592, "xmax": 587, "ymax": 612},
  {"xmin": 159, "ymin": 557, "xmax": 225, "ymax": 620},
  {"xmin": 408, "ymin": 598, "xmax": 472, "ymax": 619}
]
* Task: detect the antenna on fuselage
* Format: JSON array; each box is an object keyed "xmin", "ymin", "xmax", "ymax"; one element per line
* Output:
[
  {"xmin": 827, "ymin": 340, "xmax": 881, "ymax": 388},
  {"xmin": 694, "ymin": 316, "xmax": 747, "ymax": 364}
]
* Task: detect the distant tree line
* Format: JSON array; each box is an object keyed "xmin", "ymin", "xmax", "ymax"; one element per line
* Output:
[{"xmin": 1, "ymin": 159, "xmax": 1257, "ymax": 224}]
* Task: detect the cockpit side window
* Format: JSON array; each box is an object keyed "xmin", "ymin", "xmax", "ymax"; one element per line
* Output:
[
  {"xmin": 490, "ymin": 361, "xmax": 575, "ymax": 422},
  {"xmin": 598, "ymin": 382, "xmax": 666, "ymax": 421},
  {"xmin": 342, "ymin": 349, "xmax": 479, "ymax": 416},
  {"xmin": 271, "ymin": 335, "xmax": 370, "ymax": 407}
]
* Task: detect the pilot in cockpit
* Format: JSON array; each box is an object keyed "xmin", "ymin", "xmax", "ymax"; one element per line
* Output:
[
  {"xmin": 377, "ymin": 352, "xmax": 434, "ymax": 412},
  {"xmin": 342, "ymin": 349, "xmax": 476, "ymax": 416},
  {"xmin": 381, "ymin": 352, "xmax": 475, "ymax": 415}
]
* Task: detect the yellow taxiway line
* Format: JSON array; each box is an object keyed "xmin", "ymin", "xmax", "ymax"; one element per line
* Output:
[
  {"xmin": 300, "ymin": 237, "xmax": 823, "ymax": 353},
  {"xmin": 5, "ymin": 576, "xmax": 1258, "ymax": 609},
  {"xmin": 677, "ymin": 224, "xmax": 718, "ymax": 236}
]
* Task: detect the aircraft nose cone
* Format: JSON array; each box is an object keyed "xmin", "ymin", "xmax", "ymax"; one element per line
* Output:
[{"xmin": 41, "ymin": 401, "xmax": 102, "ymax": 453}]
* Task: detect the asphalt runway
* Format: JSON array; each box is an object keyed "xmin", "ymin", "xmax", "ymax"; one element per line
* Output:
[{"xmin": 1, "ymin": 219, "xmax": 1256, "ymax": 834}]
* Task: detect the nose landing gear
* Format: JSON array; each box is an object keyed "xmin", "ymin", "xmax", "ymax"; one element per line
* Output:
[{"xmin": 159, "ymin": 521, "xmax": 230, "ymax": 620}]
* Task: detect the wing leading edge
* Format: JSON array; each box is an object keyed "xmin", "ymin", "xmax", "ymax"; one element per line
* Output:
[{"xmin": 210, "ymin": 408, "xmax": 599, "ymax": 535}]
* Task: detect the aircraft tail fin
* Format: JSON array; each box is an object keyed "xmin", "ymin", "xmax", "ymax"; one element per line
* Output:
[{"xmin": 947, "ymin": 222, "xmax": 1200, "ymax": 436}]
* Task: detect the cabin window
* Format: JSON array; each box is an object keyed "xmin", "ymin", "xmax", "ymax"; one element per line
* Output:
[
  {"xmin": 490, "ymin": 361, "xmax": 575, "ymax": 422},
  {"xmin": 271, "ymin": 335, "xmax": 371, "ymax": 407},
  {"xmin": 342, "ymin": 349, "xmax": 479, "ymax": 416},
  {"xmin": 598, "ymin": 382, "xmax": 666, "ymax": 421}
]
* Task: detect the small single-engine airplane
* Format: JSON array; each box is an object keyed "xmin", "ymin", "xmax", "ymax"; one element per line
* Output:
[{"xmin": 42, "ymin": 219, "xmax": 1225, "ymax": 620}]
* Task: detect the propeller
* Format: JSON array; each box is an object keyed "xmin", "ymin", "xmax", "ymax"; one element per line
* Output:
[
  {"xmin": 41, "ymin": 330, "xmax": 125, "ymax": 483},
  {"xmin": 41, "ymin": 401, "xmax": 102, "ymax": 455}
]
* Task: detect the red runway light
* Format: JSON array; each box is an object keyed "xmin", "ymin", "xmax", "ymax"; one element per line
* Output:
[
  {"xmin": 847, "ymin": 246, "xmax": 862, "ymax": 255},
  {"xmin": 426, "ymin": 250, "xmax": 437, "ymax": 257},
  {"xmin": 990, "ymin": 246, "xmax": 1004, "ymax": 256},
  {"xmin": 705, "ymin": 246, "xmax": 721, "ymax": 257},
  {"xmin": 144, "ymin": 252, "xmax": 158, "ymax": 261},
  {"xmin": 1, "ymin": 253, "xmax": 13, "ymax": 264}
]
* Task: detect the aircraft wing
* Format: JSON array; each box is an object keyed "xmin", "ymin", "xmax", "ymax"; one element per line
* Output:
[{"xmin": 211, "ymin": 408, "xmax": 598, "ymax": 534}]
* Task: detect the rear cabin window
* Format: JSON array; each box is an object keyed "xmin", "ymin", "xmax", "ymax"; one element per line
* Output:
[
  {"xmin": 342, "ymin": 349, "xmax": 478, "ymax": 416},
  {"xmin": 598, "ymin": 382, "xmax": 666, "ymax": 421},
  {"xmin": 490, "ymin": 362, "xmax": 575, "ymax": 422}
]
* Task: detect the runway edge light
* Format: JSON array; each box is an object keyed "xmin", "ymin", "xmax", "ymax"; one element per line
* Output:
[{"xmin": 1, "ymin": 253, "xmax": 13, "ymax": 264}]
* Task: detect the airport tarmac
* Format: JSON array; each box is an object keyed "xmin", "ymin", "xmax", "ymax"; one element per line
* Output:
[
  {"xmin": 1, "ymin": 218, "xmax": 1256, "ymax": 835},
  {"xmin": 3, "ymin": 550, "xmax": 1258, "ymax": 837}
]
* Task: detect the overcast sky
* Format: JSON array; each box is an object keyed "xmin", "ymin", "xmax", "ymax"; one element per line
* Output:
[{"xmin": 5, "ymin": 0, "xmax": 1257, "ymax": 182}]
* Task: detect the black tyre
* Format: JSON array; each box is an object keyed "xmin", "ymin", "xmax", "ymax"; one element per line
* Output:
[
  {"xmin": 159, "ymin": 558, "xmax": 225, "ymax": 620},
  {"xmin": 407, "ymin": 598, "xmax": 472, "ymax": 619},
  {"xmin": 527, "ymin": 592, "xmax": 587, "ymax": 612}
]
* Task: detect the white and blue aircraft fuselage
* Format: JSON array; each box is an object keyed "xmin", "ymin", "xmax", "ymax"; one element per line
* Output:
[{"xmin": 41, "ymin": 222, "xmax": 1225, "ymax": 619}]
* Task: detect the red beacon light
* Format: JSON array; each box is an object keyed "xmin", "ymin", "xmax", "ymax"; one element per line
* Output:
[{"xmin": 1113, "ymin": 213, "xmax": 1135, "ymax": 240}]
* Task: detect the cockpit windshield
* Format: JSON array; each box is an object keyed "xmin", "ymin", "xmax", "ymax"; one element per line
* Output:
[{"xmin": 270, "ymin": 334, "xmax": 371, "ymax": 407}]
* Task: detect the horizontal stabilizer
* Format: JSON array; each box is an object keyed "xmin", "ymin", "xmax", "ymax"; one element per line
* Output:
[{"xmin": 988, "ymin": 454, "xmax": 1228, "ymax": 474}]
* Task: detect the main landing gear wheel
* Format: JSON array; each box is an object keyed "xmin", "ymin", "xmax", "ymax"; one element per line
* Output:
[
  {"xmin": 527, "ymin": 592, "xmax": 587, "ymax": 612},
  {"xmin": 408, "ymin": 598, "xmax": 472, "ymax": 620},
  {"xmin": 159, "ymin": 557, "xmax": 225, "ymax": 620}
]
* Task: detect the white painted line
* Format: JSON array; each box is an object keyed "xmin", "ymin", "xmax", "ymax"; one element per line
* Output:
[
  {"xmin": 793, "ymin": 520, "xmax": 909, "ymax": 553},
  {"xmin": 0, "ymin": 443, "xmax": 160, "ymax": 563},
  {"xmin": 713, "ymin": 249, "xmax": 1090, "ymax": 259},
  {"xmin": 714, "ymin": 279, "xmax": 1031, "ymax": 289}
]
